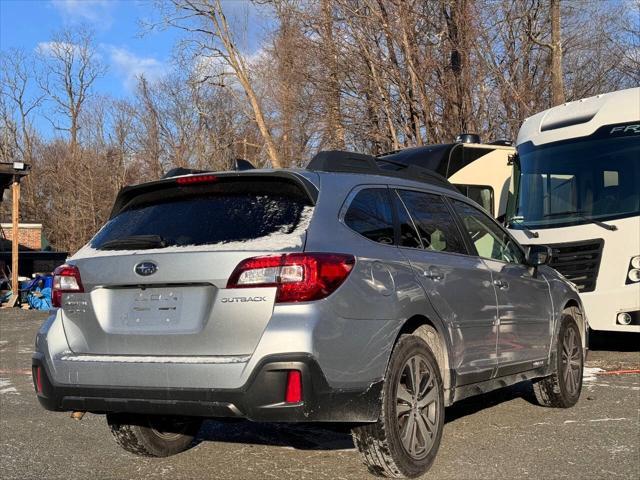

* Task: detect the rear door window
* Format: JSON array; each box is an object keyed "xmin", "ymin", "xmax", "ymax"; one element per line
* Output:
[
  {"xmin": 392, "ymin": 192, "xmax": 422, "ymax": 248},
  {"xmin": 396, "ymin": 190, "xmax": 467, "ymax": 254},
  {"xmin": 91, "ymin": 178, "xmax": 313, "ymax": 250},
  {"xmin": 344, "ymin": 188, "xmax": 395, "ymax": 245}
]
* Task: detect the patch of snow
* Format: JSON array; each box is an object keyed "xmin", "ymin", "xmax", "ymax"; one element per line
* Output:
[
  {"xmin": 588, "ymin": 417, "xmax": 628, "ymax": 423},
  {"xmin": 59, "ymin": 353, "xmax": 250, "ymax": 364},
  {"xmin": 583, "ymin": 366, "xmax": 604, "ymax": 383},
  {"xmin": 564, "ymin": 417, "xmax": 628, "ymax": 425},
  {"xmin": 0, "ymin": 378, "xmax": 18, "ymax": 395},
  {"xmin": 71, "ymin": 206, "xmax": 314, "ymax": 259}
]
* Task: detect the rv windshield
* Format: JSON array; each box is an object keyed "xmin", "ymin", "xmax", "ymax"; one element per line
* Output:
[{"xmin": 507, "ymin": 132, "xmax": 640, "ymax": 229}]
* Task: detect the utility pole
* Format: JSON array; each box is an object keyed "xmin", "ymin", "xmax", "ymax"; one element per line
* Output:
[{"xmin": 11, "ymin": 176, "xmax": 20, "ymax": 303}]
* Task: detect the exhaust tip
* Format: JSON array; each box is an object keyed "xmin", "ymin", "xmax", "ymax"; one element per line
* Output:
[{"xmin": 71, "ymin": 411, "xmax": 86, "ymax": 421}]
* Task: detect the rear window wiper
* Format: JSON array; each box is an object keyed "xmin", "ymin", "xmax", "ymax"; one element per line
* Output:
[{"xmin": 99, "ymin": 235, "xmax": 170, "ymax": 250}]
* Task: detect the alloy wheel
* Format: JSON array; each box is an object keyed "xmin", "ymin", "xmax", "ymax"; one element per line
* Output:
[
  {"xmin": 561, "ymin": 326, "xmax": 582, "ymax": 396},
  {"xmin": 396, "ymin": 354, "xmax": 440, "ymax": 460}
]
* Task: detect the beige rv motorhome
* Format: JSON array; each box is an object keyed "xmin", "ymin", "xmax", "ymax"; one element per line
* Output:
[{"xmin": 378, "ymin": 135, "xmax": 515, "ymax": 218}]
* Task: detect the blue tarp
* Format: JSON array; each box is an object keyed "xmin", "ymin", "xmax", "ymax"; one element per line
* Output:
[{"xmin": 20, "ymin": 275, "xmax": 53, "ymax": 310}]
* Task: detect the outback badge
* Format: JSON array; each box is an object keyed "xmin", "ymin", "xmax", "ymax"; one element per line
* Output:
[{"xmin": 134, "ymin": 261, "xmax": 158, "ymax": 276}]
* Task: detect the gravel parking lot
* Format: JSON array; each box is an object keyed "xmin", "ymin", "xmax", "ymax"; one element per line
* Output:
[{"xmin": 1, "ymin": 310, "xmax": 638, "ymax": 480}]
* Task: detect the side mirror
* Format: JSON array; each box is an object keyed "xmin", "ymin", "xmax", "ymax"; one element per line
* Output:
[{"xmin": 526, "ymin": 245, "xmax": 552, "ymax": 266}]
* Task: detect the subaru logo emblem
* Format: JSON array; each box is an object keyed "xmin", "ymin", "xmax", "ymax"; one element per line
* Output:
[{"xmin": 135, "ymin": 261, "xmax": 157, "ymax": 276}]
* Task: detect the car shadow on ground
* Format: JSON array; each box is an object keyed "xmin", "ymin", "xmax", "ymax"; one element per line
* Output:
[
  {"xmin": 194, "ymin": 420, "xmax": 356, "ymax": 451},
  {"xmin": 194, "ymin": 382, "xmax": 537, "ymax": 451}
]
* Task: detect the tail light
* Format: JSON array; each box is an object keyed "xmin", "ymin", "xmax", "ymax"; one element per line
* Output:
[
  {"xmin": 52, "ymin": 264, "xmax": 84, "ymax": 308},
  {"xmin": 227, "ymin": 253, "xmax": 355, "ymax": 303}
]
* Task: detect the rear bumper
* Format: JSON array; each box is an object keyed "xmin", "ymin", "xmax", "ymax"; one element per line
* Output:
[{"xmin": 32, "ymin": 352, "xmax": 382, "ymax": 423}]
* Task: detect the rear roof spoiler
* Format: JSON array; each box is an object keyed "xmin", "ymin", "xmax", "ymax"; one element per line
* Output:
[{"xmin": 109, "ymin": 171, "xmax": 318, "ymax": 220}]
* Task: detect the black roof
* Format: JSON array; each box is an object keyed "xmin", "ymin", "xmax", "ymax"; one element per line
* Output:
[{"xmin": 306, "ymin": 150, "xmax": 457, "ymax": 191}]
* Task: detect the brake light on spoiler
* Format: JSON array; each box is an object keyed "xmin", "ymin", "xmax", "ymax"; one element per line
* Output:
[
  {"xmin": 176, "ymin": 174, "xmax": 218, "ymax": 185},
  {"xmin": 52, "ymin": 264, "xmax": 84, "ymax": 308},
  {"xmin": 227, "ymin": 253, "xmax": 355, "ymax": 303}
]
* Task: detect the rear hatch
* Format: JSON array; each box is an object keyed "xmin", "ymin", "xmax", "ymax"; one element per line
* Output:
[{"xmin": 61, "ymin": 172, "xmax": 316, "ymax": 356}]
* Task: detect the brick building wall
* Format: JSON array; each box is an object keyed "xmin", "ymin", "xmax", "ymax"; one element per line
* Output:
[{"xmin": 1, "ymin": 223, "xmax": 42, "ymax": 250}]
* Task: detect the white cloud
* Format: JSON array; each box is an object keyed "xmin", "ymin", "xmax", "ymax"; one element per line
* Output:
[
  {"xmin": 106, "ymin": 45, "xmax": 165, "ymax": 91},
  {"xmin": 51, "ymin": 0, "xmax": 113, "ymax": 24},
  {"xmin": 36, "ymin": 41, "xmax": 79, "ymax": 56}
]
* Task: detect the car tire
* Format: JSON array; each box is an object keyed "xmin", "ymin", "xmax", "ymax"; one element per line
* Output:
[
  {"xmin": 533, "ymin": 307, "xmax": 584, "ymax": 408},
  {"xmin": 352, "ymin": 334, "xmax": 444, "ymax": 478},
  {"xmin": 106, "ymin": 414, "xmax": 201, "ymax": 457}
]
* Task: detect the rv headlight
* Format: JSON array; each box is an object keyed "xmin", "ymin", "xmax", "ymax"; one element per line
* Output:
[
  {"xmin": 628, "ymin": 268, "xmax": 640, "ymax": 283},
  {"xmin": 631, "ymin": 256, "xmax": 640, "ymax": 269}
]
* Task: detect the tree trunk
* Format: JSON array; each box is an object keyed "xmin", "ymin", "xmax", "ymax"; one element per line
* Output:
[
  {"xmin": 320, "ymin": 0, "xmax": 345, "ymax": 150},
  {"xmin": 550, "ymin": 0, "xmax": 565, "ymax": 105}
]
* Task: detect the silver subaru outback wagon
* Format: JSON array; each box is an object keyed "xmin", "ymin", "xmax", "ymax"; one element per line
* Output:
[{"xmin": 33, "ymin": 151, "xmax": 586, "ymax": 478}]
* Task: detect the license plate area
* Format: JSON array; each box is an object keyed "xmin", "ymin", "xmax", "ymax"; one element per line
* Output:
[
  {"xmin": 91, "ymin": 286, "xmax": 212, "ymax": 335},
  {"xmin": 127, "ymin": 288, "xmax": 184, "ymax": 329}
]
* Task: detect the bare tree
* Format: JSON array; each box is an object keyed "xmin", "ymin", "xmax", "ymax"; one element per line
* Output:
[
  {"xmin": 1, "ymin": 49, "xmax": 44, "ymax": 164},
  {"xmin": 163, "ymin": 0, "xmax": 283, "ymax": 168},
  {"xmin": 36, "ymin": 28, "xmax": 106, "ymax": 154}
]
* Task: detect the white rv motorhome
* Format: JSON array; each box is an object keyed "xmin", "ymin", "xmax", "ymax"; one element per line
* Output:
[{"xmin": 507, "ymin": 88, "xmax": 640, "ymax": 333}]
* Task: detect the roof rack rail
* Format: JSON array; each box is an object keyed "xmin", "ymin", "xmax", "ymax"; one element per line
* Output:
[{"xmin": 307, "ymin": 150, "xmax": 456, "ymax": 191}]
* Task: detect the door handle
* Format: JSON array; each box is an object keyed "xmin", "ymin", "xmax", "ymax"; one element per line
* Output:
[
  {"xmin": 493, "ymin": 279, "xmax": 509, "ymax": 289},
  {"xmin": 423, "ymin": 269, "xmax": 444, "ymax": 281}
]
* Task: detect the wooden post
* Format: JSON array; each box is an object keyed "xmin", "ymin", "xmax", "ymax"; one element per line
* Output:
[{"xmin": 11, "ymin": 176, "xmax": 20, "ymax": 302}]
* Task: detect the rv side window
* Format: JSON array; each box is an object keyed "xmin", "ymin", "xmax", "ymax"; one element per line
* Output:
[{"xmin": 454, "ymin": 184, "xmax": 494, "ymax": 216}]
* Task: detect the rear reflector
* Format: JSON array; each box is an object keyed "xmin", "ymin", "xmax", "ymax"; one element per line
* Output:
[
  {"xmin": 52, "ymin": 264, "xmax": 84, "ymax": 308},
  {"xmin": 176, "ymin": 174, "xmax": 218, "ymax": 185},
  {"xmin": 227, "ymin": 253, "xmax": 355, "ymax": 303},
  {"xmin": 33, "ymin": 366, "xmax": 42, "ymax": 393},
  {"xmin": 285, "ymin": 370, "xmax": 302, "ymax": 403}
]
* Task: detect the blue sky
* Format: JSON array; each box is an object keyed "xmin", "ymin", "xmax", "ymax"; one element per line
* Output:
[{"xmin": 1, "ymin": 0, "xmax": 267, "ymax": 101}]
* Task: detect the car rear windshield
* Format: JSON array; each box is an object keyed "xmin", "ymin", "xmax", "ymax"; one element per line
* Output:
[{"xmin": 91, "ymin": 178, "xmax": 313, "ymax": 251}]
